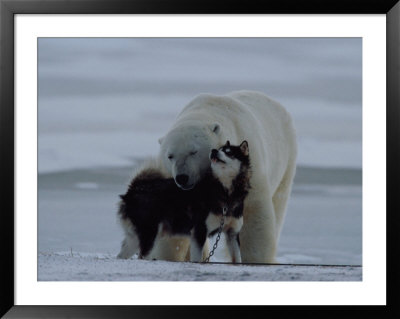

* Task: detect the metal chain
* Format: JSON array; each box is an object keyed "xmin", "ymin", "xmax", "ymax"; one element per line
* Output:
[{"xmin": 203, "ymin": 207, "xmax": 227, "ymax": 263}]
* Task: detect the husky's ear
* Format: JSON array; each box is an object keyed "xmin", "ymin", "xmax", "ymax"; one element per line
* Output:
[
  {"xmin": 158, "ymin": 136, "xmax": 164, "ymax": 145},
  {"xmin": 226, "ymin": 140, "xmax": 230, "ymax": 147},
  {"xmin": 240, "ymin": 141, "xmax": 249, "ymax": 156},
  {"xmin": 209, "ymin": 123, "xmax": 221, "ymax": 134}
]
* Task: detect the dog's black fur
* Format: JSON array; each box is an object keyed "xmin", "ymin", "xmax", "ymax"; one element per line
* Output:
[{"xmin": 118, "ymin": 141, "xmax": 251, "ymax": 261}]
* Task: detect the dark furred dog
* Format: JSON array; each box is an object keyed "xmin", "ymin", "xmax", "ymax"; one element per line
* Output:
[{"xmin": 117, "ymin": 140, "xmax": 251, "ymax": 263}]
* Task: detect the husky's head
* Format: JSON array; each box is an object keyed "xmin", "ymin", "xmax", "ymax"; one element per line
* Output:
[{"xmin": 209, "ymin": 140, "xmax": 249, "ymax": 190}]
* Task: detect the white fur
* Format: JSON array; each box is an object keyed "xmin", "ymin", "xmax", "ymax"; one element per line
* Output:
[
  {"xmin": 117, "ymin": 218, "xmax": 140, "ymax": 259},
  {"xmin": 190, "ymin": 234, "xmax": 204, "ymax": 262},
  {"xmin": 211, "ymin": 151, "xmax": 241, "ymax": 192},
  {"xmin": 156, "ymin": 90, "xmax": 297, "ymax": 263},
  {"xmin": 205, "ymin": 214, "xmax": 243, "ymax": 234},
  {"xmin": 205, "ymin": 213, "xmax": 222, "ymax": 232},
  {"xmin": 226, "ymin": 232, "xmax": 242, "ymax": 263},
  {"xmin": 205, "ymin": 213, "xmax": 243, "ymax": 263}
]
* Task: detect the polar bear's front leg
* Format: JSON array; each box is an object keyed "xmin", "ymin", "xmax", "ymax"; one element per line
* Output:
[
  {"xmin": 147, "ymin": 236, "xmax": 190, "ymax": 261},
  {"xmin": 239, "ymin": 198, "xmax": 277, "ymax": 263}
]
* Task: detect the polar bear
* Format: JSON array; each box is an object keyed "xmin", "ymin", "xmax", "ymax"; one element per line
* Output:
[{"xmin": 152, "ymin": 91, "xmax": 297, "ymax": 263}]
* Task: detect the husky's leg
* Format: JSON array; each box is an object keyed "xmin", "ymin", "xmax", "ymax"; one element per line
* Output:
[
  {"xmin": 225, "ymin": 216, "xmax": 243, "ymax": 263},
  {"xmin": 190, "ymin": 223, "xmax": 207, "ymax": 262},
  {"xmin": 226, "ymin": 222, "xmax": 243, "ymax": 264},
  {"xmin": 226, "ymin": 232, "xmax": 241, "ymax": 263},
  {"xmin": 117, "ymin": 235, "xmax": 139, "ymax": 259},
  {"xmin": 139, "ymin": 225, "xmax": 159, "ymax": 259}
]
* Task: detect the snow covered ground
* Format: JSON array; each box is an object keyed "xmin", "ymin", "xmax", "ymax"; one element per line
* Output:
[
  {"xmin": 38, "ymin": 252, "xmax": 361, "ymax": 281},
  {"xmin": 37, "ymin": 38, "xmax": 362, "ymax": 281}
]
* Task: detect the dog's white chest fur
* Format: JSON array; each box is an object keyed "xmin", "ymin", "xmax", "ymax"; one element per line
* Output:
[
  {"xmin": 211, "ymin": 157, "xmax": 241, "ymax": 191},
  {"xmin": 205, "ymin": 213, "xmax": 243, "ymax": 234}
]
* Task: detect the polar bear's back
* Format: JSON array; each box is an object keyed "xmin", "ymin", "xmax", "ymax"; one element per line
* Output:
[
  {"xmin": 228, "ymin": 90, "xmax": 297, "ymax": 160},
  {"xmin": 227, "ymin": 90, "xmax": 296, "ymax": 143},
  {"xmin": 179, "ymin": 90, "xmax": 293, "ymax": 133},
  {"xmin": 228, "ymin": 90, "xmax": 290, "ymax": 121}
]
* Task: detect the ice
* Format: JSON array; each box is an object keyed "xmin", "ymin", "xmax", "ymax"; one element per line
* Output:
[
  {"xmin": 74, "ymin": 182, "xmax": 99, "ymax": 190},
  {"xmin": 38, "ymin": 38, "xmax": 362, "ymax": 173}
]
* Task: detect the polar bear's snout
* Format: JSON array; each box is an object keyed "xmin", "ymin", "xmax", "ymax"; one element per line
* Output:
[
  {"xmin": 172, "ymin": 159, "xmax": 197, "ymax": 189},
  {"xmin": 175, "ymin": 174, "xmax": 189, "ymax": 187}
]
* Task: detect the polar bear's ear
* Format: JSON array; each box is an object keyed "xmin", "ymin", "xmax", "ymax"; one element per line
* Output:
[
  {"xmin": 158, "ymin": 136, "xmax": 164, "ymax": 145},
  {"xmin": 209, "ymin": 123, "xmax": 220, "ymax": 134}
]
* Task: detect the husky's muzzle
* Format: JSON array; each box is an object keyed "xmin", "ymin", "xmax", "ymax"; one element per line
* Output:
[{"xmin": 210, "ymin": 149, "xmax": 226, "ymax": 164}]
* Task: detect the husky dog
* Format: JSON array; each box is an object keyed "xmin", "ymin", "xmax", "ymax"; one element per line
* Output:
[{"xmin": 117, "ymin": 140, "xmax": 251, "ymax": 263}]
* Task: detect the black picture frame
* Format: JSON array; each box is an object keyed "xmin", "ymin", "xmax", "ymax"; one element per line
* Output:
[{"xmin": 1, "ymin": 0, "xmax": 399, "ymax": 318}]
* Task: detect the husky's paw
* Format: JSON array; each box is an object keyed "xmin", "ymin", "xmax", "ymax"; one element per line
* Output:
[
  {"xmin": 117, "ymin": 251, "xmax": 131, "ymax": 259},
  {"xmin": 117, "ymin": 238, "xmax": 136, "ymax": 259}
]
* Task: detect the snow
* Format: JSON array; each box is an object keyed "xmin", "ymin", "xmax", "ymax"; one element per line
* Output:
[{"xmin": 38, "ymin": 252, "xmax": 361, "ymax": 281}]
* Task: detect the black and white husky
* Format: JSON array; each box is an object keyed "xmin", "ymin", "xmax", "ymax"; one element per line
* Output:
[{"xmin": 117, "ymin": 140, "xmax": 251, "ymax": 263}]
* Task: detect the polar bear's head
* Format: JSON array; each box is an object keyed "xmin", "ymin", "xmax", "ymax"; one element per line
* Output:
[{"xmin": 159, "ymin": 123, "xmax": 222, "ymax": 190}]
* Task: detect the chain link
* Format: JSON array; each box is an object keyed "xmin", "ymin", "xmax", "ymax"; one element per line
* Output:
[{"xmin": 203, "ymin": 207, "xmax": 227, "ymax": 263}]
